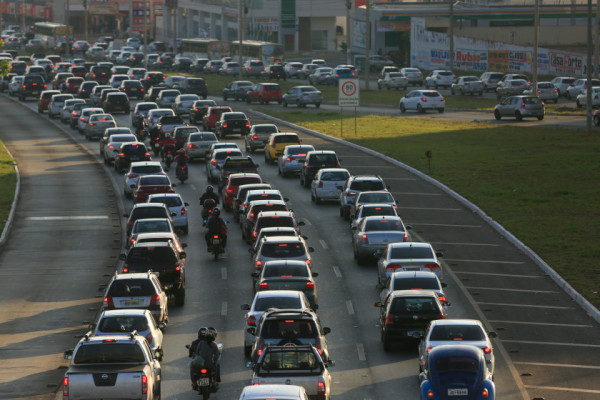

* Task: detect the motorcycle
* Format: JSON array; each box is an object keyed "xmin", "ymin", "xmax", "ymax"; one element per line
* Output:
[
  {"xmin": 150, "ymin": 136, "xmax": 161, "ymax": 156},
  {"xmin": 208, "ymin": 234, "xmax": 225, "ymax": 260},
  {"xmin": 163, "ymin": 147, "xmax": 175, "ymax": 169},
  {"xmin": 186, "ymin": 343, "xmax": 223, "ymax": 400},
  {"xmin": 176, "ymin": 164, "xmax": 188, "ymax": 183},
  {"xmin": 201, "ymin": 199, "xmax": 216, "ymax": 223}
]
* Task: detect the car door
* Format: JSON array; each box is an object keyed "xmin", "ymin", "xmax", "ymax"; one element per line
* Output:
[
  {"xmin": 287, "ymin": 88, "xmax": 298, "ymax": 102},
  {"xmin": 405, "ymin": 91, "xmax": 417, "ymax": 110}
]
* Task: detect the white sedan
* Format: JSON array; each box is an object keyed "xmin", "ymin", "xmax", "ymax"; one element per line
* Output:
[{"xmin": 399, "ymin": 90, "xmax": 445, "ymax": 113}]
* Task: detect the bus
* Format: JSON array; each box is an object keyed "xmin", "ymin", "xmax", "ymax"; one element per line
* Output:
[
  {"xmin": 180, "ymin": 38, "xmax": 231, "ymax": 60},
  {"xmin": 231, "ymin": 40, "xmax": 283, "ymax": 65},
  {"xmin": 33, "ymin": 22, "xmax": 73, "ymax": 49}
]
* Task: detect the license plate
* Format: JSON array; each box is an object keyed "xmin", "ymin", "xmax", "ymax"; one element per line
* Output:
[
  {"xmin": 448, "ymin": 388, "xmax": 468, "ymax": 396},
  {"xmin": 32, "ymin": 92, "xmax": 39, "ymax": 95},
  {"xmin": 212, "ymin": 239, "xmax": 221, "ymax": 245},
  {"xmin": 198, "ymin": 378, "xmax": 210, "ymax": 386},
  {"xmin": 407, "ymin": 330, "xmax": 423, "ymax": 337},
  {"xmin": 131, "ymin": 88, "xmax": 137, "ymax": 91},
  {"xmin": 233, "ymin": 128, "xmax": 241, "ymax": 132},
  {"xmin": 123, "ymin": 300, "xmax": 140, "ymax": 306},
  {"xmin": 330, "ymin": 191, "xmax": 339, "ymax": 196}
]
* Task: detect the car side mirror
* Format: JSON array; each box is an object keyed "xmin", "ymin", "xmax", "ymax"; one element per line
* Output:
[
  {"xmin": 119, "ymin": 253, "xmax": 126, "ymax": 261},
  {"xmin": 441, "ymin": 282, "xmax": 448, "ymax": 288},
  {"xmin": 436, "ymin": 252, "xmax": 443, "ymax": 257},
  {"xmin": 181, "ymin": 243, "xmax": 188, "ymax": 248},
  {"xmin": 323, "ymin": 327, "xmax": 331, "ymax": 335},
  {"xmin": 312, "ymin": 304, "xmax": 319, "ymax": 311},
  {"xmin": 241, "ymin": 303, "xmax": 250, "ymax": 311},
  {"xmin": 386, "ymin": 185, "xmax": 391, "ymax": 190},
  {"xmin": 64, "ymin": 350, "xmax": 73, "ymax": 360},
  {"xmin": 172, "ymin": 183, "xmax": 177, "ymax": 187},
  {"xmin": 248, "ymin": 248, "xmax": 255, "ymax": 254},
  {"xmin": 123, "ymin": 213, "xmax": 129, "ymax": 218},
  {"xmin": 170, "ymin": 212, "xmax": 177, "ymax": 217},
  {"xmin": 185, "ymin": 344, "xmax": 190, "ymax": 349},
  {"xmin": 184, "ymin": 202, "xmax": 189, "ymax": 206},
  {"xmin": 283, "ymin": 197, "xmax": 289, "ymax": 202},
  {"xmin": 312, "ymin": 272, "xmax": 319, "ymax": 277},
  {"xmin": 308, "ymin": 247, "xmax": 315, "ymax": 253},
  {"xmin": 297, "ymin": 221, "xmax": 305, "ymax": 226},
  {"xmin": 374, "ymin": 301, "xmax": 383, "ymax": 307},
  {"xmin": 251, "ymin": 272, "xmax": 259, "ymax": 278},
  {"xmin": 158, "ymin": 322, "xmax": 166, "ymax": 331},
  {"xmin": 179, "ymin": 251, "xmax": 186, "ymax": 259},
  {"xmin": 301, "ymin": 235, "xmax": 308, "ymax": 240},
  {"xmin": 327, "ymin": 360, "xmax": 335, "ymax": 367},
  {"xmin": 418, "ymin": 372, "xmax": 427, "ymax": 383},
  {"xmin": 245, "ymin": 361, "xmax": 254, "ymax": 369},
  {"xmin": 489, "ymin": 331, "xmax": 498, "ymax": 338},
  {"xmin": 406, "ymin": 225, "xmax": 413, "ymax": 230}
]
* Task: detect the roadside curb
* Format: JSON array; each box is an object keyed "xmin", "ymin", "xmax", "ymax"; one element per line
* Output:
[
  {"xmin": 252, "ymin": 109, "xmax": 600, "ymax": 324},
  {"xmin": 0, "ymin": 146, "xmax": 20, "ymax": 249}
]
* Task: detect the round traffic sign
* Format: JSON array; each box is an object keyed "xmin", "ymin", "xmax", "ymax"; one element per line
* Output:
[{"xmin": 341, "ymin": 81, "xmax": 357, "ymax": 97}]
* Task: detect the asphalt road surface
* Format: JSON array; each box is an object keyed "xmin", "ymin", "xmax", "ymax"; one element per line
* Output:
[{"xmin": 0, "ymin": 93, "xmax": 598, "ymax": 400}]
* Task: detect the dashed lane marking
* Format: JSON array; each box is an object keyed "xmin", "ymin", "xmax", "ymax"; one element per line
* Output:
[
  {"xmin": 465, "ymin": 286, "xmax": 558, "ymax": 293},
  {"xmin": 523, "ymin": 385, "xmax": 600, "ymax": 394},
  {"xmin": 446, "ymin": 258, "xmax": 524, "ymax": 264},
  {"xmin": 454, "ymin": 271, "xmax": 542, "ymax": 278},
  {"xmin": 27, "ymin": 216, "xmax": 109, "ymax": 220},
  {"xmin": 490, "ymin": 320, "xmax": 593, "ymax": 328},
  {"xmin": 319, "ymin": 239, "xmax": 328, "ymax": 249},
  {"xmin": 503, "ymin": 340, "xmax": 600, "ymax": 348},
  {"xmin": 397, "ymin": 206, "xmax": 462, "ymax": 211},
  {"xmin": 515, "ymin": 361, "xmax": 600, "ymax": 369},
  {"xmin": 221, "ymin": 302, "xmax": 227, "ymax": 316},
  {"xmin": 332, "ymin": 265, "xmax": 342, "ymax": 278},
  {"xmin": 478, "ymin": 302, "xmax": 573, "ymax": 309},
  {"xmin": 409, "ymin": 222, "xmax": 481, "ymax": 228},
  {"xmin": 346, "ymin": 300, "xmax": 355, "ymax": 315},
  {"xmin": 356, "ymin": 344, "xmax": 366, "ymax": 361},
  {"xmin": 221, "ymin": 267, "xmax": 227, "ymax": 280}
]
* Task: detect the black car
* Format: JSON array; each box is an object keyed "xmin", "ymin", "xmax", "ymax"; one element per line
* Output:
[
  {"xmin": 173, "ymin": 56, "xmax": 193, "ymax": 72},
  {"xmin": 177, "ymin": 77, "xmax": 207, "ymax": 99},
  {"xmin": 215, "ymin": 111, "xmax": 251, "ymax": 138},
  {"xmin": 18, "ymin": 75, "xmax": 46, "ymax": 101},
  {"xmin": 120, "ymin": 241, "xmax": 186, "ymax": 306},
  {"xmin": 374, "ymin": 289, "xmax": 446, "ymax": 351},
  {"xmin": 9, "ymin": 61, "xmax": 27, "ymax": 75},
  {"xmin": 262, "ymin": 65, "xmax": 286, "ymax": 80},
  {"xmin": 300, "ymin": 150, "xmax": 341, "ymax": 187},
  {"xmin": 114, "ymin": 142, "xmax": 151, "ymax": 173},
  {"xmin": 103, "ymin": 92, "xmax": 130, "ymax": 114},
  {"xmin": 189, "ymin": 99, "xmax": 217, "ymax": 124},
  {"xmin": 119, "ymin": 79, "xmax": 144, "ymax": 100},
  {"xmin": 128, "ymin": 52, "xmax": 145, "ymax": 67},
  {"xmin": 86, "ymin": 65, "xmax": 111, "ymax": 84},
  {"xmin": 144, "ymin": 85, "xmax": 168, "ymax": 102},
  {"xmin": 142, "ymin": 71, "xmax": 166, "ymax": 90}
]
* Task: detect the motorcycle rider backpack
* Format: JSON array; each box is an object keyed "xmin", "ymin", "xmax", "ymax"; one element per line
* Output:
[
  {"xmin": 207, "ymin": 216, "xmax": 224, "ymax": 236},
  {"xmin": 196, "ymin": 340, "xmax": 217, "ymax": 369}
]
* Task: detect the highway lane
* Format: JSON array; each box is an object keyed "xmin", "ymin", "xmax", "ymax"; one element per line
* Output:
[
  {"xmin": 0, "ymin": 96, "xmax": 121, "ymax": 400},
  {"xmin": 1, "ymin": 92, "xmax": 599, "ymax": 400}
]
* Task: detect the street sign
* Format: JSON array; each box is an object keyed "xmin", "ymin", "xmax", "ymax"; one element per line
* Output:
[{"xmin": 338, "ymin": 79, "xmax": 359, "ymax": 107}]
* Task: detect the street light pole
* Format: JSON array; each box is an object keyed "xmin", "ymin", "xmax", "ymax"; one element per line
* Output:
[
  {"xmin": 238, "ymin": 0, "xmax": 243, "ymax": 79},
  {"xmin": 346, "ymin": 0, "xmax": 351, "ymax": 65},
  {"xmin": 449, "ymin": 0, "xmax": 454, "ymax": 70},
  {"xmin": 365, "ymin": 0, "xmax": 370, "ymax": 90},
  {"xmin": 533, "ymin": 0, "xmax": 539, "ymax": 93}
]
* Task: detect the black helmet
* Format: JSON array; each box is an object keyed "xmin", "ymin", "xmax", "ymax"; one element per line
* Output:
[
  {"xmin": 207, "ymin": 327, "xmax": 218, "ymax": 339},
  {"xmin": 206, "ymin": 185, "xmax": 213, "ymax": 193},
  {"xmin": 198, "ymin": 327, "xmax": 209, "ymax": 339},
  {"xmin": 213, "ymin": 207, "xmax": 221, "ymax": 217}
]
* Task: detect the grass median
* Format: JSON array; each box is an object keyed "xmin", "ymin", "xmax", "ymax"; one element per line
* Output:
[
  {"xmin": 262, "ymin": 110, "xmax": 600, "ymax": 309},
  {"xmin": 0, "ymin": 141, "xmax": 16, "ymax": 237}
]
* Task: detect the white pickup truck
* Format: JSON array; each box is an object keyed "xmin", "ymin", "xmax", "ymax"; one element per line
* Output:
[{"xmin": 62, "ymin": 332, "xmax": 162, "ymax": 400}]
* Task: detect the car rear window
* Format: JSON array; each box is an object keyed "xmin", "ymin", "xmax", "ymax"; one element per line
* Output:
[
  {"xmin": 131, "ymin": 208, "xmax": 167, "ymax": 219},
  {"xmin": 224, "ymin": 112, "xmax": 247, "ymax": 120},
  {"xmin": 139, "ymin": 176, "xmax": 170, "ymax": 185},
  {"xmin": 137, "ymin": 103, "xmax": 158, "ymax": 111},
  {"xmin": 133, "ymin": 220, "xmax": 171, "ymax": 234},
  {"xmin": 309, "ymin": 154, "xmax": 337, "ymax": 163},
  {"xmin": 263, "ymin": 264, "xmax": 309, "ymax": 277},
  {"xmin": 521, "ymin": 97, "xmax": 542, "ymax": 104},
  {"xmin": 190, "ymin": 133, "xmax": 217, "ymax": 141},
  {"xmin": 254, "ymin": 296, "xmax": 301, "ymax": 311},
  {"xmin": 358, "ymin": 192, "xmax": 394, "ymax": 203},
  {"xmin": 127, "ymin": 247, "xmax": 177, "ymax": 266},
  {"xmin": 434, "ymin": 356, "xmax": 479, "ymax": 374},
  {"xmin": 361, "ymin": 205, "xmax": 395, "ymax": 217},
  {"xmin": 350, "ymin": 180, "xmax": 385, "ymax": 191},
  {"xmin": 390, "ymin": 246, "xmax": 434, "ymax": 259},
  {"xmin": 131, "ymin": 165, "xmax": 162, "ymax": 174},
  {"xmin": 247, "ymin": 193, "xmax": 282, "ymax": 203},
  {"xmin": 463, "ymin": 76, "xmax": 478, "ymax": 82},
  {"xmin": 264, "ymin": 85, "xmax": 281, "ymax": 91},
  {"xmin": 423, "ymin": 91, "xmax": 441, "ymax": 97},
  {"xmin": 320, "ymin": 171, "xmax": 350, "ymax": 181},
  {"xmin": 149, "ymin": 196, "xmax": 182, "ymax": 207},
  {"xmin": 231, "ymin": 176, "xmax": 261, "ymax": 186},
  {"xmin": 253, "ymin": 125, "xmax": 278, "ymax": 134},
  {"xmin": 215, "ymin": 150, "xmax": 242, "ymax": 160},
  {"xmin": 98, "ymin": 316, "xmax": 149, "ymax": 333},
  {"xmin": 364, "ymin": 219, "xmax": 403, "ymax": 231},
  {"xmin": 439, "ymin": 71, "xmax": 453, "ymax": 76},
  {"xmin": 108, "ymin": 278, "xmax": 155, "ymax": 297},
  {"xmin": 251, "ymin": 203, "xmax": 288, "ymax": 215},
  {"xmin": 393, "ymin": 277, "xmax": 439, "ymax": 291},
  {"xmin": 390, "ymin": 297, "xmax": 439, "ymax": 313},
  {"xmin": 261, "ymin": 319, "xmax": 317, "ymax": 339},
  {"xmin": 260, "ymin": 241, "xmax": 305, "ymax": 257},
  {"xmin": 260, "ymin": 350, "xmax": 319, "ymax": 371},
  {"xmin": 73, "ymin": 343, "xmax": 145, "ymax": 364},
  {"xmin": 275, "ymin": 135, "xmax": 299, "ymax": 144},
  {"xmin": 429, "ymin": 325, "xmax": 485, "ymax": 341}
]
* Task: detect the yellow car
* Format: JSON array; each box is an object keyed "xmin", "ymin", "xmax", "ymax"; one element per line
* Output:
[{"xmin": 263, "ymin": 132, "xmax": 301, "ymax": 164}]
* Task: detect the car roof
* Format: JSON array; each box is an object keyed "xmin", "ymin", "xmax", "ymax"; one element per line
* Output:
[
  {"xmin": 99, "ymin": 309, "xmax": 152, "ymax": 317},
  {"xmin": 147, "ymin": 193, "xmax": 182, "ymax": 199},
  {"xmin": 256, "ymin": 211, "xmax": 294, "ymax": 218},
  {"xmin": 131, "ymin": 202, "xmax": 169, "ymax": 209},
  {"xmin": 130, "ymin": 161, "xmax": 162, "ymax": 167},
  {"xmin": 261, "ymin": 235, "xmax": 304, "ymax": 243},
  {"xmin": 240, "ymin": 384, "xmax": 306, "ymax": 399},
  {"xmin": 113, "ymin": 272, "xmax": 155, "ymax": 280},
  {"xmin": 254, "ymin": 289, "xmax": 303, "ymax": 299},
  {"xmin": 429, "ymin": 319, "xmax": 484, "ymax": 327},
  {"xmin": 428, "ymin": 344, "xmax": 484, "ymax": 360},
  {"xmin": 390, "ymin": 270, "xmax": 438, "ymax": 279},
  {"xmin": 389, "ymin": 242, "xmax": 432, "ymax": 249},
  {"xmin": 263, "ymin": 260, "xmax": 309, "ymax": 268}
]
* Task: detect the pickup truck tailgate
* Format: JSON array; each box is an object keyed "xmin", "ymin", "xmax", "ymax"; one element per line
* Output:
[
  {"xmin": 253, "ymin": 375, "xmax": 320, "ymax": 396},
  {"xmin": 65, "ymin": 364, "xmax": 146, "ymax": 400}
]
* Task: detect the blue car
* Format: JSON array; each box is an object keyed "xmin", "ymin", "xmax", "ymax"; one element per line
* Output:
[
  {"xmin": 327, "ymin": 67, "xmax": 355, "ymax": 86},
  {"xmin": 420, "ymin": 345, "xmax": 495, "ymax": 400}
]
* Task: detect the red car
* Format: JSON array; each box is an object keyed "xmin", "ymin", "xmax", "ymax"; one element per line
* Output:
[
  {"xmin": 202, "ymin": 106, "xmax": 232, "ymax": 131},
  {"xmin": 62, "ymin": 77, "xmax": 84, "ymax": 94},
  {"xmin": 245, "ymin": 83, "xmax": 283, "ymax": 105},
  {"xmin": 69, "ymin": 65, "xmax": 87, "ymax": 79},
  {"xmin": 37, "ymin": 90, "xmax": 60, "ymax": 113},
  {"xmin": 133, "ymin": 174, "xmax": 175, "ymax": 204},
  {"xmin": 221, "ymin": 173, "xmax": 263, "ymax": 211}
]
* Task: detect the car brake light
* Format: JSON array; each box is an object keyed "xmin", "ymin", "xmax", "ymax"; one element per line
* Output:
[
  {"xmin": 103, "ymin": 295, "xmax": 114, "ymax": 308},
  {"xmin": 438, "ymin": 295, "xmax": 447, "ymax": 303},
  {"xmin": 285, "ymin": 157, "xmax": 292, "ymax": 162},
  {"xmin": 63, "ymin": 377, "xmax": 69, "ymax": 396},
  {"xmin": 421, "ymin": 97, "xmax": 427, "ymax": 102},
  {"xmin": 403, "ymin": 233, "xmax": 409, "ymax": 241},
  {"xmin": 306, "ymin": 281, "xmax": 314, "ymax": 289},
  {"xmin": 362, "ymin": 233, "xmax": 368, "ymax": 244},
  {"xmin": 385, "ymin": 313, "xmax": 394, "ymax": 324},
  {"xmin": 482, "ymin": 388, "xmax": 489, "ymax": 399},
  {"xmin": 150, "ymin": 294, "xmax": 160, "ymax": 305},
  {"xmin": 483, "ymin": 347, "xmax": 492, "ymax": 354},
  {"xmin": 252, "ymin": 134, "xmax": 258, "ymax": 139},
  {"xmin": 142, "ymin": 375, "xmax": 148, "ymax": 395},
  {"xmin": 211, "ymin": 159, "xmax": 217, "ymax": 165},
  {"xmin": 385, "ymin": 264, "xmax": 402, "ymax": 273},
  {"xmin": 425, "ymin": 263, "xmax": 441, "ymax": 274},
  {"xmin": 127, "ymin": 173, "xmax": 138, "ymax": 178},
  {"xmin": 247, "ymin": 315, "xmax": 256, "ymax": 326},
  {"xmin": 145, "ymin": 333, "xmax": 153, "ymax": 345},
  {"xmin": 259, "ymin": 282, "xmax": 268, "ymax": 290},
  {"xmin": 317, "ymin": 381, "xmax": 326, "ymax": 395},
  {"xmin": 255, "ymin": 260, "xmax": 262, "ymax": 270},
  {"xmin": 427, "ymin": 389, "xmax": 435, "ymax": 399}
]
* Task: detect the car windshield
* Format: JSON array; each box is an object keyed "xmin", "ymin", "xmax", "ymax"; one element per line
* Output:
[
  {"xmin": 521, "ymin": 97, "xmax": 542, "ymax": 104},
  {"xmin": 108, "ymin": 278, "xmax": 155, "ymax": 296},
  {"xmin": 139, "ymin": 176, "xmax": 170, "ymax": 185},
  {"xmin": 364, "ymin": 219, "xmax": 403, "ymax": 231},
  {"xmin": 350, "ymin": 180, "xmax": 385, "ymax": 191},
  {"xmin": 73, "ymin": 343, "xmax": 146, "ymax": 364},
  {"xmin": 133, "ymin": 220, "xmax": 171, "ymax": 234},
  {"xmin": 263, "ymin": 264, "xmax": 309, "ymax": 277},
  {"xmin": 260, "ymin": 350, "xmax": 320, "ymax": 371},
  {"xmin": 262, "ymin": 320, "xmax": 317, "ymax": 339},
  {"xmin": 254, "ymin": 296, "xmax": 302, "ymax": 311},
  {"xmin": 98, "ymin": 316, "xmax": 149, "ymax": 333},
  {"xmin": 260, "ymin": 242, "xmax": 305, "ymax": 257},
  {"xmin": 434, "ymin": 356, "xmax": 479, "ymax": 375},
  {"xmin": 127, "ymin": 247, "xmax": 177, "ymax": 266},
  {"xmin": 429, "ymin": 325, "xmax": 485, "ymax": 341},
  {"xmin": 122, "ymin": 144, "xmax": 146, "ymax": 155},
  {"xmin": 390, "ymin": 246, "xmax": 434, "ymax": 259}
]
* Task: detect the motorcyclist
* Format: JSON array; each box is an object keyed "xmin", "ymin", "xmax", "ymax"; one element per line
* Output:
[
  {"xmin": 205, "ymin": 207, "xmax": 227, "ymax": 249},
  {"xmin": 199, "ymin": 185, "xmax": 220, "ymax": 205},
  {"xmin": 174, "ymin": 148, "xmax": 189, "ymax": 167},
  {"xmin": 189, "ymin": 327, "xmax": 221, "ymax": 391},
  {"xmin": 159, "ymin": 133, "xmax": 177, "ymax": 162}
]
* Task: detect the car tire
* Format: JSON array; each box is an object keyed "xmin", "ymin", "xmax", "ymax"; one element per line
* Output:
[
  {"xmin": 460, "ymin": 88, "xmax": 465, "ymax": 96},
  {"xmin": 417, "ymin": 104, "xmax": 424, "ymax": 113},
  {"xmin": 315, "ymin": 103, "xmax": 320, "ymax": 108},
  {"xmin": 537, "ymin": 115, "xmax": 544, "ymax": 121},
  {"xmin": 594, "ymin": 116, "xmax": 600, "ymax": 126},
  {"xmin": 515, "ymin": 111, "xmax": 523, "ymax": 121},
  {"xmin": 451, "ymin": 88, "xmax": 455, "ymax": 95},
  {"xmin": 259, "ymin": 96, "xmax": 264, "ymax": 105},
  {"xmin": 223, "ymin": 94, "xmax": 227, "ymax": 101},
  {"xmin": 244, "ymin": 345, "xmax": 251, "ymax": 358},
  {"xmin": 300, "ymin": 175, "xmax": 305, "ymax": 186},
  {"xmin": 494, "ymin": 110, "xmax": 501, "ymax": 120},
  {"xmin": 383, "ymin": 334, "xmax": 392, "ymax": 352},
  {"xmin": 399, "ymin": 103, "xmax": 406, "ymax": 113},
  {"xmin": 438, "ymin": 108, "xmax": 444, "ymax": 113},
  {"xmin": 246, "ymin": 96, "xmax": 251, "ymax": 104},
  {"xmin": 576, "ymin": 99, "xmax": 582, "ymax": 109}
]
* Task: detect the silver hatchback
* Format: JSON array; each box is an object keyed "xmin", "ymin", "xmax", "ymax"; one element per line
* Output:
[
  {"xmin": 147, "ymin": 193, "xmax": 189, "ymax": 234},
  {"xmin": 277, "ymin": 145, "xmax": 315, "ymax": 176},
  {"xmin": 494, "ymin": 95, "xmax": 544, "ymax": 121}
]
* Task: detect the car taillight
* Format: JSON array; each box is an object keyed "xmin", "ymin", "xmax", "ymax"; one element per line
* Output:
[
  {"xmin": 521, "ymin": 102, "xmax": 526, "ymax": 109},
  {"xmin": 122, "ymin": 266, "xmax": 129, "ymax": 273},
  {"xmin": 145, "ymin": 333, "xmax": 153, "ymax": 345},
  {"xmin": 438, "ymin": 295, "xmax": 447, "ymax": 303},
  {"xmin": 385, "ymin": 264, "xmax": 402, "ymax": 273},
  {"xmin": 306, "ymin": 281, "xmax": 314, "ymax": 289},
  {"xmin": 150, "ymin": 294, "xmax": 160, "ymax": 305},
  {"xmin": 424, "ymin": 263, "xmax": 441, "ymax": 274},
  {"xmin": 223, "ymin": 123, "xmax": 228, "ymax": 128},
  {"xmin": 362, "ymin": 233, "xmax": 368, "ymax": 244},
  {"xmin": 247, "ymin": 315, "xmax": 256, "ymax": 326},
  {"xmin": 403, "ymin": 233, "xmax": 409, "ymax": 241},
  {"xmin": 103, "ymin": 296, "xmax": 114, "ymax": 308},
  {"xmin": 80, "ymin": 117, "xmax": 85, "ymax": 121},
  {"xmin": 63, "ymin": 377, "xmax": 69, "ymax": 396},
  {"xmin": 285, "ymin": 157, "xmax": 292, "ymax": 162},
  {"xmin": 482, "ymin": 388, "xmax": 489, "ymax": 399},
  {"xmin": 200, "ymin": 368, "xmax": 208, "ymax": 376},
  {"xmin": 317, "ymin": 381, "xmax": 326, "ymax": 395},
  {"xmin": 437, "ymin": 312, "xmax": 446, "ymax": 319},
  {"xmin": 421, "ymin": 97, "xmax": 427, "ymax": 102},
  {"xmin": 227, "ymin": 188, "xmax": 234, "ymax": 194},
  {"xmin": 245, "ymin": 121, "xmax": 251, "ymax": 127},
  {"xmin": 211, "ymin": 159, "xmax": 217, "ymax": 165},
  {"xmin": 255, "ymin": 260, "xmax": 262, "ymax": 270},
  {"xmin": 427, "ymin": 389, "xmax": 435, "ymax": 399},
  {"xmin": 483, "ymin": 347, "xmax": 492, "ymax": 354},
  {"xmin": 346, "ymin": 191, "xmax": 356, "ymax": 196},
  {"xmin": 385, "ymin": 313, "xmax": 394, "ymax": 324},
  {"xmin": 127, "ymin": 173, "xmax": 138, "ymax": 178},
  {"xmin": 142, "ymin": 375, "xmax": 148, "ymax": 394},
  {"xmin": 259, "ymin": 282, "xmax": 268, "ymax": 291}
]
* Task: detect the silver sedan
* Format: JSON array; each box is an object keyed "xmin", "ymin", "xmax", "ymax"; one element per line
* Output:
[
  {"xmin": 277, "ymin": 144, "xmax": 315, "ymax": 176},
  {"xmin": 352, "ymin": 215, "xmax": 410, "ymax": 263},
  {"xmin": 282, "ymin": 86, "xmax": 322, "ymax": 108},
  {"xmin": 172, "ymin": 94, "xmax": 200, "ymax": 116}
]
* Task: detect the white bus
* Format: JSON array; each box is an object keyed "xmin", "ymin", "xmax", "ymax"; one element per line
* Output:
[
  {"xmin": 33, "ymin": 22, "xmax": 73, "ymax": 49},
  {"xmin": 180, "ymin": 38, "xmax": 231, "ymax": 60},
  {"xmin": 231, "ymin": 40, "xmax": 284, "ymax": 65}
]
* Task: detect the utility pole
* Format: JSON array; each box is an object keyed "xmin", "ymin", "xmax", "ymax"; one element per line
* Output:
[
  {"xmin": 144, "ymin": 0, "xmax": 148, "ymax": 69},
  {"xmin": 586, "ymin": 0, "xmax": 593, "ymax": 132},
  {"xmin": 365, "ymin": 0, "xmax": 370, "ymax": 90},
  {"xmin": 449, "ymin": 0, "xmax": 454, "ymax": 69},
  {"xmin": 84, "ymin": 0, "xmax": 88, "ymax": 43},
  {"xmin": 21, "ymin": 0, "xmax": 25, "ymax": 32},
  {"xmin": 595, "ymin": 0, "xmax": 599, "ymax": 78},
  {"xmin": 533, "ymin": 0, "xmax": 539, "ymax": 94},
  {"xmin": 238, "ymin": 0, "xmax": 243, "ymax": 79},
  {"xmin": 346, "ymin": 0, "xmax": 351, "ymax": 65},
  {"xmin": 173, "ymin": 0, "xmax": 177, "ymax": 53}
]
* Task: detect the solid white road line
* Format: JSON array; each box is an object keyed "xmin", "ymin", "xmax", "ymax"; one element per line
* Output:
[
  {"xmin": 465, "ymin": 286, "xmax": 558, "ymax": 293},
  {"xmin": 332, "ymin": 265, "xmax": 342, "ymax": 278},
  {"xmin": 221, "ymin": 267, "xmax": 227, "ymax": 280},
  {"xmin": 398, "ymin": 206, "xmax": 462, "ymax": 211},
  {"xmin": 432, "ymin": 241, "xmax": 501, "ymax": 246},
  {"xmin": 356, "ymin": 343, "xmax": 366, "ymax": 361},
  {"xmin": 26, "ymin": 216, "xmax": 109, "ymax": 220},
  {"xmin": 478, "ymin": 302, "xmax": 573, "ymax": 309},
  {"xmin": 489, "ymin": 320, "xmax": 592, "ymax": 328},
  {"xmin": 502, "ymin": 340, "xmax": 600, "ymax": 348},
  {"xmin": 523, "ymin": 385, "xmax": 600, "ymax": 394},
  {"xmin": 515, "ymin": 361, "xmax": 600, "ymax": 369},
  {"xmin": 445, "ymin": 258, "xmax": 524, "ymax": 264},
  {"xmin": 346, "ymin": 300, "xmax": 355, "ymax": 315},
  {"xmin": 454, "ymin": 271, "xmax": 542, "ymax": 278},
  {"xmin": 410, "ymin": 222, "xmax": 481, "ymax": 228},
  {"xmin": 221, "ymin": 302, "xmax": 227, "ymax": 317},
  {"xmin": 393, "ymin": 192, "xmax": 442, "ymax": 196}
]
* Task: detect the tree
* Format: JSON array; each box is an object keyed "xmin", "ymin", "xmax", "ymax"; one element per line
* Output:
[{"xmin": 0, "ymin": 59, "xmax": 10, "ymax": 78}]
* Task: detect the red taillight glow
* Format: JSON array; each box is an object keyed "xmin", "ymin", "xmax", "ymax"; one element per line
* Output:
[
  {"xmin": 145, "ymin": 333, "xmax": 153, "ymax": 345},
  {"xmin": 259, "ymin": 282, "xmax": 268, "ymax": 290},
  {"xmin": 427, "ymin": 389, "xmax": 435, "ymax": 399},
  {"xmin": 424, "ymin": 264, "xmax": 441, "ymax": 274},
  {"xmin": 438, "ymin": 296, "xmax": 447, "ymax": 303},
  {"xmin": 385, "ymin": 313, "xmax": 394, "ymax": 324},
  {"xmin": 306, "ymin": 281, "xmax": 315, "ymax": 289},
  {"xmin": 103, "ymin": 296, "xmax": 114, "ymax": 308},
  {"xmin": 247, "ymin": 315, "xmax": 256, "ymax": 326},
  {"xmin": 483, "ymin": 347, "xmax": 492, "ymax": 354},
  {"xmin": 142, "ymin": 375, "xmax": 148, "ymax": 394},
  {"xmin": 255, "ymin": 260, "xmax": 262, "ymax": 270},
  {"xmin": 482, "ymin": 388, "xmax": 489, "ymax": 399},
  {"xmin": 317, "ymin": 381, "xmax": 326, "ymax": 395},
  {"xmin": 150, "ymin": 294, "xmax": 160, "ymax": 305},
  {"xmin": 63, "ymin": 377, "xmax": 69, "ymax": 396}
]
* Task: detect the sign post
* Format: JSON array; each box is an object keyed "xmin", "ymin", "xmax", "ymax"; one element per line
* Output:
[{"xmin": 338, "ymin": 79, "xmax": 359, "ymax": 137}]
